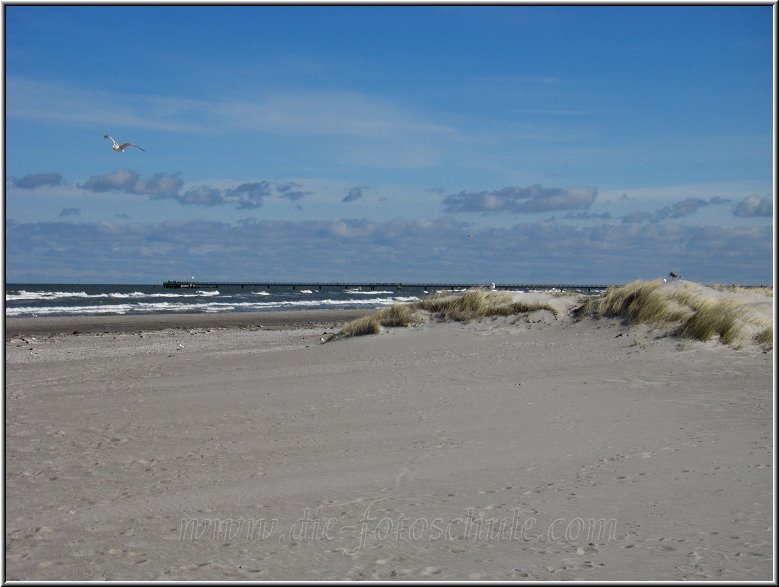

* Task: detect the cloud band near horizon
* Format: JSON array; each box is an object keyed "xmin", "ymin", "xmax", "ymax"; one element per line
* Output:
[
  {"xmin": 443, "ymin": 185, "xmax": 598, "ymax": 214},
  {"xmin": 5, "ymin": 216, "xmax": 772, "ymax": 285}
]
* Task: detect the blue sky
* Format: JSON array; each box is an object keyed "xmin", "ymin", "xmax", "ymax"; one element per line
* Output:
[{"xmin": 4, "ymin": 5, "xmax": 774, "ymax": 284}]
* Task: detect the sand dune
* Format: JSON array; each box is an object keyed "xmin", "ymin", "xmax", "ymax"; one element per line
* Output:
[{"xmin": 4, "ymin": 288, "xmax": 774, "ymax": 580}]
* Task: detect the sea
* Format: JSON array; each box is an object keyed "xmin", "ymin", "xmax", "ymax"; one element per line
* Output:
[
  {"xmin": 4, "ymin": 283, "xmax": 430, "ymax": 319},
  {"xmin": 4, "ymin": 283, "xmax": 606, "ymax": 319}
]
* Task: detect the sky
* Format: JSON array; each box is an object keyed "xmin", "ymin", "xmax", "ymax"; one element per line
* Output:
[{"xmin": 3, "ymin": 4, "xmax": 775, "ymax": 284}]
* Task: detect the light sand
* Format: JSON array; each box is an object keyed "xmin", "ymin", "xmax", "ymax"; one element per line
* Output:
[{"xmin": 3, "ymin": 302, "xmax": 774, "ymax": 580}]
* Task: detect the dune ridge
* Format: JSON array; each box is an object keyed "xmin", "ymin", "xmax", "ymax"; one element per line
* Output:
[{"xmin": 330, "ymin": 280, "xmax": 773, "ymax": 350}]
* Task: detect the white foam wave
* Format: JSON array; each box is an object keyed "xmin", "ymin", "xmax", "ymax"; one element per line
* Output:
[
  {"xmin": 345, "ymin": 290, "xmax": 394, "ymax": 295},
  {"xmin": 108, "ymin": 291, "xmax": 147, "ymax": 298},
  {"xmin": 6, "ymin": 289, "xmax": 223, "ymax": 302},
  {"xmin": 6, "ymin": 304, "xmax": 135, "ymax": 316},
  {"xmin": 5, "ymin": 296, "xmax": 412, "ymax": 317},
  {"xmin": 5, "ymin": 290, "xmax": 90, "ymax": 301}
]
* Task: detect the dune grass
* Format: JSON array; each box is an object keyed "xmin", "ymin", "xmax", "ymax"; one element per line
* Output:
[
  {"xmin": 580, "ymin": 279, "xmax": 692, "ymax": 325},
  {"xmin": 335, "ymin": 314, "xmax": 382, "ymax": 338},
  {"xmin": 330, "ymin": 282, "xmax": 773, "ymax": 349},
  {"xmin": 678, "ymin": 299, "xmax": 745, "ymax": 346},
  {"xmin": 415, "ymin": 288, "xmax": 559, "ymax": 322},
  {"xmin": 329, "ymin": 288, "xmax": 560, "ymax": 340},
  {"xmin": 582, "ymin": 279, "xmax": 773, "ymax": 349},
  {"xmin": 374, "ymin": 303, "xmax": 417, "ymax": 327},
  {"xmin": 327, "ymin": 303, "xmax": 417, "ymax": 340},
  {"xmin": 755, "ymin": 326, "xmax": 773, "ymax": 349}
]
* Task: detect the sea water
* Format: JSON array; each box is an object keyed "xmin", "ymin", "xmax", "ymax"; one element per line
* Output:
[{"xmin": 4, "ymin": 284, "xmax": 423, "ymax": 318}]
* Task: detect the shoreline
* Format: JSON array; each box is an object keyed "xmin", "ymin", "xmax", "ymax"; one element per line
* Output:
[{"xmin": 4, "ymin": 308, "xmax": 372, "ymax": 338}]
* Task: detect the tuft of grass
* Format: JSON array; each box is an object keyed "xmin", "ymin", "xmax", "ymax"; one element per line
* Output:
[
  {"xmin": 505, "ymin": 300, "xmax": 560, "ymax": 318},
  {"xmin": 415, "ymin": 288, "xmax": 558, "ymax": 322},
  {"xmin": 754, "ymin": 326, "xmax": 773, "ymax": 349},
  {"xmin": 335, "ymin": 314, "xmax": 381, "ymax": 338},
  {"xmin": 328, "ymin": 303, "xmax": 417, "ymax": 340},
  {"xmin": 582, "ymin": 280, "xmax": 691, "ymax": 325},
  {"xmin": 581, "ymin": 279, "xmax": 772, "ymax": 349},
  {"xmin": 678, "ymin": 299, "xmax": 745, "ymax": 345},
  {"xmin": 374, "ymin": 303, "xmax": 416, "ymax": 327},
  {"xmin": 415, "ymin": 288, "xmax": 501, "ymax": 321}
]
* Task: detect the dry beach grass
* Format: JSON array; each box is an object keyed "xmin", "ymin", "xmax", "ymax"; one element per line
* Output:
[
  {"xmin": 581, "ymin": 279, "xmax": 773, "ymax": 349},
  {"xmin": 330, "ymin": 288, "xmax": 561, "ymax": 341},
  {"xmin": 332, "ymin": 280, "xmax": 773, "ymax": 350}
]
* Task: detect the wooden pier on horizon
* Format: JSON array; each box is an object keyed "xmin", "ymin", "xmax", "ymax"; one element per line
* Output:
[{"xmin": 162, "ymin": 280, "xmax": 614, "ymax": 292}]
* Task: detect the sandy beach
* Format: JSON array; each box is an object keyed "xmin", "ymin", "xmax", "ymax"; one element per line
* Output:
[
  {"xmin": 4, "ymin": 308, "xmax": 372, "ymax": 338},
  {"xmin": 4, "ymin": 293, "xmax": 774, "ymax": 580}
]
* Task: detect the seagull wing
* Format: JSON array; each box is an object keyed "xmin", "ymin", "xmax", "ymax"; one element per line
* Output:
[{"xmin": 119, "ymin": 143, "xmax": 145, "ymax": 152}]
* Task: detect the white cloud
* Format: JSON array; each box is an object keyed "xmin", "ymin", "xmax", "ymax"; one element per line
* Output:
[
  {"xmin": 12, "ymin": 172, "xmax": 63, "ymax": 189},
  {"xmin": 76, "ymin": 171, "xmax": 289, "ymax": 209},
  {"xmin": 443, "ymin": 184, "xmax": 597, "ymax": 214},
  {"xmin": 734, "ymin": 194, "xmax": 773, "ymax": 217},
  {"xmin": 597, "ymin": 181, "xmax": 771, "ymax": 203},
  {"xmin": 342, "ymin": 185, "xmax": 367, "ymax": 203}
]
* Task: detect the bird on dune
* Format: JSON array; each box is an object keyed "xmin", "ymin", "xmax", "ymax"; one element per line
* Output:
[{"xmin": 104, "ymin": 134, "xmax": 145, "ymax": 152}]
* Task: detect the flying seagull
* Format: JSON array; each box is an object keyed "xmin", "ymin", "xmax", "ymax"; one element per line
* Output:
[
  {"xmin": 669, "ymin": 271, "xmax": 682, "ymax": 279},
  {"xmin": 104, "ymin": 134, "xmax": 145, "ymax": 152}
]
